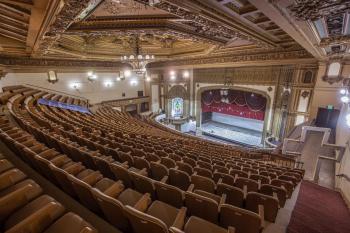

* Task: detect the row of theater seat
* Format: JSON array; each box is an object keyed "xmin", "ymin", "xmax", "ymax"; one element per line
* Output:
[
  {"xmin": 2, "ymin": 86, "xmax": 304, "ymax": 233},
  {"xmin": 1, "ymin": 114, "xmax": 265, "ymax": 233},
  {"xmin": 0, "ymin": 154, "xmax": 97, "ymax": 233}
]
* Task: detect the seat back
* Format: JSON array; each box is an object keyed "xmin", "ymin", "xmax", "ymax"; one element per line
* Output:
[
  {"xmin": 124, "ymin": 205, "xmax": 168, "ymax": 233},
  {"xmin": 216, "ymin": 183, "xmax": 244, "ymax": 207},
  {"xmin": 235, "ymin": 178, "xmax": 259, "ymax": 192},
  {"xmin": 110, "ymin": 163, "xmax": 133, "ymax": 188},
  {"xmin": 220, "ymin": 204, "xmax": 261, "ymax": 233},
  {"xmin": 184, "ymin": 191, "xmax": 219, "ymax": 224},
  {"xmin": 250, "ymin": 174, "xmax": 270, "ymax": 185},
  {"xmin": 176, "ymin": 161, "xmax": 193, "ymax": 176},
  {"xmin": 246, "ymin": 192, "xmax": 279, "ymax": 222},
  {"xmin": 161, "ymin": 157, "xmax": 176, "ymax": 169},
  {"xmin": 92, "ymin": 188, "xmax": 130, "ymax": 232},
  {"xmin": 150, "ymin": 162, "xmax": 168, "ymax": 181},
  {"xmin": 213, "ymin": 172, "xmax": 234, "ymax": 186},
  {"xmin": 260, "ymin": 184, "xmax": 287, "ymax": 207},
  {"xmin": 130, "ymin": 171, "xmax": 156, "ymax": 199},
  {"xmin": 194, "ymin": 167, "xmax": 212, "ymax": 179},
  {"xmin": 169, "ymin": 169, "xmax": 190, "ymax": 191},
  {"xmin": 191, "ymin": 175, "xmax": 215, "ymax": 193},
  {"xmin": 68, "ymin": 175, "xmax": 101, "ymax": 213},
  {"xmin": 154, "ymin": 181, "xmax": 183, "ymax": 208},
  {"xmin": 49, "ymin": 164, "xmax": 77, "ymax": 197},
  {"xmin": 93, "ymin": 156, "xmax": 115, "ymax": 180},
  {"xmin": 134, "ymin": 157, "xmax": 151, "ymax": 171}
]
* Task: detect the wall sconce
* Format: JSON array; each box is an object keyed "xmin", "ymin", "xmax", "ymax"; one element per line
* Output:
[
  {"xmin": 183, "ymin": 71, "xmax": 189, "ymax": 78},
  {"xmin": 47, "ymin": 71, "xmax": 58, "ymax": 84},
  {"xmin": 87, "ymin": 71, "xmax": 97, "ymax": 82}
]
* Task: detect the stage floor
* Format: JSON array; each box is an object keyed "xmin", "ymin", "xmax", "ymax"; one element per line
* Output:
[{"xmin": 201, "ymin": 121, "xmax": 263, "ymax": 147}]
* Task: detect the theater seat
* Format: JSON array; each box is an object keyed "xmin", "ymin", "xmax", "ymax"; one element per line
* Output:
[
  {"xmin": 191, "ymin": 175, "xmax": 216, "ymax": 193},
  {"xmin": 154, "ymin": 180, "xmax": 184, "ymax": 208},
  {"xmin": 43, "ymin": 212, "xmax": 97, "ymax": 233},
  {"xmin": 246, "ymin": 192, "xmax": 279, "ymax": 222},
  {"xmin": 169, "ymin": 168, "xmax": 191, "ymax": 191},
  {"xmin": 0, "ymin": 168, "xmax": 27, "ymax": 191},
  {"xmin": 170, "ymin": 216, "xmax": 234, "ymax": 233},
  {"xmin": 0, "ymin": 159, "xmax": 13, "ymax": 174},
  {"xmin": 3, "ymin": 195, "xmax": 65, "ymax": 232},
  {"xmin": 219, "ymin": 204, "xmax": 262, "ymax": 233},
  {"xmin": 125, "ymin": 200, "xmax": 187, "ymax": 233},
  {"xmin": 216, "ymin": 183, "xmax": 244, "ymax": 207},
  {"xmin": 150, "ymin": 161, "xmax": 168, "ymax": 181}
]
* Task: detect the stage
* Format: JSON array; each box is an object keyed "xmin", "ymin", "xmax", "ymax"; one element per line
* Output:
[{"xmin": 201, "ymin": 120, "xmax": 263, "ymax": 147}]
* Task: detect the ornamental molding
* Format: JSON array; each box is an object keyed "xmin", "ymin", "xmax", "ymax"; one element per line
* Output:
[
  {"xmin": 319, "ymin": 35, "xmax": 350, "ymax": 47},
  {"xmin": 35, "ymin": 0, "xmax": 103, "ymax": 56},
  {"xmin": 67, "ymin": 22, "xmax": 224, "ymax": 44},
  {"xmin": 0, "ymin": 56, "xmax": 125, "ymax": 68},
  {"xmin": 134, "ymin": 0, "xmax": 275, "ymax": 48},
  {"xmin": 288, "ymin": 0, "xmax": 350, "ymax": 21},
  {"xmin": 148, "ymin": 49, "xmax": 313, "ymax": 68}
]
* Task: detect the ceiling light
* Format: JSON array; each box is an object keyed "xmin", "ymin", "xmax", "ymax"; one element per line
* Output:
[
  {"xmin": 170, "ymin": 75, "xmax": 176, "ymax": 81},
  {"xmin": 116, "ymin": 77, "xmax": 121, "ymax": 81},
  {"xmin": 146, "ymin": 76, "xmax": 151, "ymax": 82},
  {"xmin": 341, "ymin": 95, "xmax": 350, "ymax": 103},
  {"xmin": 130, "ymin": 80, "xmax": 138, "ymax": 86},
  {"xmin": 104, "ymin": 81, "xmax": 112, "ymax": 87},
  {"xmin": 183, "ymin": 71, "xmax": 189, "ymax": 78},
  {"xmin": 170, "ymin": 70, "xmax": 176, "ymax": 76},
  {"xmin": 340, "ymin": 88, "xmax": 347, "ymax": 95},
  {"xmin": 87, "ymin": 71, "xmax": 93, "ymax": 76},
  {"xmin": 124, "ymin": 70, "xmax": 131, "ymax": 77}
]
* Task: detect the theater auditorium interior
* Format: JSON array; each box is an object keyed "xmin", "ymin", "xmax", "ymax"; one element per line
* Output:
[{"xmin": 1, "ymin": 0, "xmax": 350, "ymax": 233}]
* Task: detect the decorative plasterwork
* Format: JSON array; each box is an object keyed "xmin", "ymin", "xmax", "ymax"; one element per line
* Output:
[
  {"xmin": 35, "ymin": 0, "xmax": 103, "ymax": 56},
  {"xmin": 288, "ymin": 0, "xmax": 350, "ymax": 21},
  {"xmin": 0, "ymin": 56, "xmax": 125, "ymax": 68},
  {"xmin": 134, "ymin": 0, "xmax": 275, "ymax": 49},
  {"xmin": 148, "ymin": 49, "xmax": 313, "ymax": 68},
  {"xmin": 319, "ymin": 35, "xmax": 350, "ymax": 47}
]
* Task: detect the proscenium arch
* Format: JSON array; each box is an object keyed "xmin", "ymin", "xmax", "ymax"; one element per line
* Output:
[{"xmin": 195, "ymin": 85, "xmax": 272, "ymax": 145}]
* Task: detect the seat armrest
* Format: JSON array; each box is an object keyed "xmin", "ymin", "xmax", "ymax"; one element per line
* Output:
[
  {"xmin": 169, "ymin": 227, "xmax": 185, "ymax": 233},
  {"xmin": 121, "ymin": 161, "xmax": 129, "ymax": 168},
  {"xmin": 258, "ymin": 204, "xmax": 265, "ymax": 229},
  {"xmin": 218, "ymin": 178, "xmax": 223, "ymax": 184},
  {"xmin": 0, "ymin": 169, "xmax": 26, "ymax": 190},
  {"xmin": 5, "ymin": 202, "xmax": 64, "ymax": 233},
  {"xmin": 187, "ymin": 184, "xmax": 194, "ymax": 192},
  {"xmin": 81, "ymin": 171, "xmax": 103, "ymax": 185},
  {"xmin": 228, "ymin": 226, "xmax": 236, "ymax": 233},
  {"xmin": 138, "ymin": 168, "xmax": 148, "ymax": 176},
  {"xmin": 103, "ymin": 181, "xmax": 125, "ymax": 197},
  {"xmin": 80, "ymin": 227, "xmax": 97, "ymax": 233},
  {"xmin": 243, "ymin": 185, "xmax": 248, "ymax": 199},
  {"xmin": 64, "ymin": 163, "xmax": 85, "ymax": 174},
  {"xmin": 160, "ymin": 176, "xmax": 168, "ymax": 183},
  {"xmin": 172, "ymin": 207, "xmax": 187, "ymax": 229},
  {"xmin": 219, "ymin": 194, "xmax": 227, "ymax": 206},
  {"xmin": 133, "ymin": 193, "xmax": 151, "ymax": 212}
]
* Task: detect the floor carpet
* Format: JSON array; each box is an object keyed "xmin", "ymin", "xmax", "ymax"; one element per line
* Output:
[{"xmin": 287, "ymin": 181, "xmax": 350, "ymax": 233}]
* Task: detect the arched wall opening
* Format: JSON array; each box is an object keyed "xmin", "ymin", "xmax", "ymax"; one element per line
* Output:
[{"xmin": 196, "ymin": 86, "xmax": 271, "ymax": 147}]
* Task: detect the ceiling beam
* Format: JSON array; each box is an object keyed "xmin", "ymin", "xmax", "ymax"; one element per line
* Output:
[
  {"xmin": 248, "ymin": 0, "xmax": 324, "ymax": 59},
  {"xmin": 0, "ymin": 0, "xmax": 33, "ymax": 9},
  {"xmin": 0, "ymin": 3, "xmax": 30, "ymax": 16},
  {"xmin": 32, "ymin": 0, "xmax": 104, "ymax": 56}
]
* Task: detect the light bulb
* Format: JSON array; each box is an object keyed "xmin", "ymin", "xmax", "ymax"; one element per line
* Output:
[
  {"xmin": 170, "ymin": 70, "xmax": 175, "ymax": 76},
  {"xmin": 340, "ymin": 88, "xmax": 347, "ymax": 95},
  {"xmin": 146, "ymin": 76, "xmax": 151, "ymax": 82},
  {"xmin": 87, "ymin": 71, "xmax": 93, "ymax": 76},
  {"xmin": 183, "ymin": 71, "xmax": 189, "ymax": 78},
  {"xmin": 341, "ymin": 95, "xmax": 350, "ymax": 103},
  {"xmin": 170, "ymin": 75, "xmax": 176, "ymax": 80},
  {"xmin": 124, "ymin": 70, "xmax": 131, "ymax": 77}
]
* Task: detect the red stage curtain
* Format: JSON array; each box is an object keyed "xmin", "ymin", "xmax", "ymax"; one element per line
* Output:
[{"xmin": 201, "ymin": 89, "xmax": 267, "ymax": 121}]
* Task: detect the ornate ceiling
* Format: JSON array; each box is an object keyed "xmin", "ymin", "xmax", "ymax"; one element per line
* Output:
[{"xmin": 4, "ymin": 0, "xmax": 343, "ymax": 69}]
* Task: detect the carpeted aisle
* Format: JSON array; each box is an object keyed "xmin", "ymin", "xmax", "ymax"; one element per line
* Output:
[{"xmin": 287, "ymin": 181, "xmax": 350, "ymax": 233}]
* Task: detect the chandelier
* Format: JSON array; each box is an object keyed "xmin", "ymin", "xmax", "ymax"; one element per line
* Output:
[{"xmin": 120, "ymin": 36, "xmax": 155, "ymax": 76}]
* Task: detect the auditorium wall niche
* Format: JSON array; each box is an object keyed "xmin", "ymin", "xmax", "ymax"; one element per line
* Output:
[{"xmin": 201, "ymin": 89, "xmax": 267, "ymax": 131}]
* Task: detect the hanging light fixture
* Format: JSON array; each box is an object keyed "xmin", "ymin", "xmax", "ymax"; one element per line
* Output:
[{"xmin": 120, "ymin": 35, "xmax": 155, "ymax": 78}]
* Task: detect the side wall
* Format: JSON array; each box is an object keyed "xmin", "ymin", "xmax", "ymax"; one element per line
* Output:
[{"xmin": 0, "ymin": 72, "xmax": 145, "ymax": 104}]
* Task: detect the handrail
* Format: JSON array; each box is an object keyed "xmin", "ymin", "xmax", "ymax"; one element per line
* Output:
[
  {"xmin": 23, "ymin": 84, "xmax": 89, "ymax": 102},
  {"xmin": 336, "ymin": 174, "xmax": 350, "ymax": 182},
  {"xmin": 101, "ymin": 96, "xmax": 150, "ymax": 104}
]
